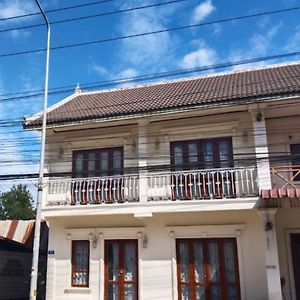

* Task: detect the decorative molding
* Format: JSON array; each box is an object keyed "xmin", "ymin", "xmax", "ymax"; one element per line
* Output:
[{"xmin": 166, "ymin": 224, "xmax": 246, "ymax": 238}]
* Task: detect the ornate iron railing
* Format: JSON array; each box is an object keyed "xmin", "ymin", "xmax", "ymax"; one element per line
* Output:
[
  {"xmin": 45, "ymin": 167, "xmax": 258, "ymax": 206},
  {"xmin": 46, "ymin": 174, "xmax": 139, "ymax": 205},
  {"xmin": 147, "ymin": 167, "xmax": 258, "ymax": 201}
]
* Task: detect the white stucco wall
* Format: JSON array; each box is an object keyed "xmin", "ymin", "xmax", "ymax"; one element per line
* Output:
[
  {"xmin": 45, "ymin": 210, "xmax": 268, "ymax": 300},
  {"xmin": 275, "ymin": 208, "xmax": 300, "ymax": 300}
]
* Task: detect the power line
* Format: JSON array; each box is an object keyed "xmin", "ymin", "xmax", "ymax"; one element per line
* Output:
[
  {"xmin": 0, "ymin": 0, "xmax": 116, "ymax": 22},
  {"xmin": 0, "ymin": 0, "xmax": 188, "ymax": 34},
  {"xmin": 1, "ymin": 52, "xmax": 300, "ymax": 103},
  {"xmin": 1, "ymin": 6, "xmax": 300, "ymax": 58}
]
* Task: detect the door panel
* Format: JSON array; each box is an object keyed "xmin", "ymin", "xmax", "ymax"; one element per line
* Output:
[
  {"xmin": 291, "ymin": 233, "xmax": 300, "ymax": 299},
  {"xmin": 176, "ymin": 238, "xmax": 240, "ymax": 300},
  {"xmin": 105, "ymin": 240, "xmax": 138, "ymax": 300}
]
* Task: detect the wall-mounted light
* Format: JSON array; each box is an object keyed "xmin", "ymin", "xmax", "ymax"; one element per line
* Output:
[
  {"xmin": 142, "ymin": 234, "xmax": 148, "ymax": 249},
  {"xmin": 265, "ymin": 221, "xmax": 273, "ymax": 231},
  {"xmin": 89, "ymin": 233, "xmax": 98, "ymax": 249},
  {"xmin": 256, "ymin": 112, "xmax": 263, "ymax": 122}
]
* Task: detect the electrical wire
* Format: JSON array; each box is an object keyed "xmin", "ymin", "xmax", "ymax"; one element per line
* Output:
[
  {"xmin": 1, "ymin": 53, "xmax": 300, "ymax": 103},
  {"xmin": 1, "ymin": 6, "xmax": 300, "ymax": 58},
  {"xmin": 0, "ymin": 0, "xmax": 188, "ymax": 33},
  {"xmin": 0, "ymin": 0, "xmax": 117, "ymax": 22}
]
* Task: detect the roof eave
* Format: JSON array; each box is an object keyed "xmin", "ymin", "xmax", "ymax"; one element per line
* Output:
[{"xmin": 23, "ymin": 92, "xmax": 300, "ymax": 131}]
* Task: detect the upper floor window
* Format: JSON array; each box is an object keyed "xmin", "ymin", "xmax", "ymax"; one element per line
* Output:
[
  {"xmin": 72, "ymin": 147, "xmax": 123, "ymax": 178},
  {"xmin": 170, "ymin": 138, "xmax": 233, "ymax": 171},
  {"xmin": 290, "ymin": 144, "xmax": 300, "ymax": 181}
]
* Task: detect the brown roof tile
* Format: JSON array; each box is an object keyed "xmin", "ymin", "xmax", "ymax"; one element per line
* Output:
[{"xmin": 25, "ymin": 62, "xmax": 300, "ymax": 128}]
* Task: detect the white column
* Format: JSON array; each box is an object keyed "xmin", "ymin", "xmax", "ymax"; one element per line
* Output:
[
  {"xmin": 45, "ymin": 222, "xmax": 55, "ymax": 300},
  {"xmin": 250, "ymin": 109, "xmax": 272, "ymax": 189},
  {"xmin": 138, "ymin": 121, "xmax": 149, "ymax": 203},
  {"xmin": 257, "ymin": 209, "xmax": 282, "ymax": 300}
]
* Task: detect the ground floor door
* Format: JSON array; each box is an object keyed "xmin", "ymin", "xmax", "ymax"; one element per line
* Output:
[
  {"xmin": 291, "ymin": 233, "xmax": 300, "ymax": 299},
  {"xmin": 105, "ymin": 239, "xmax": 138, "ymax": 300},
  {"xmin": 176, "ymin": 238, "xmax": 240, "ymax": 300}
]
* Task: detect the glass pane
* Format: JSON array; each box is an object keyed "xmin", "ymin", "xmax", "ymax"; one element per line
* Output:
[
  {"xmin": 88, "ymin": 152, "xmax": 96, "ymax": 176},
  {"xmin": 100, "ymin": 151, "xmax": 109, "ymax": 175},
  {"xmin": 211, "ymin": 286, "xmax": 221, "ymax": 300},
  {"xmin": 113, "ymin": 150, "xmax": 122, "ymax": 174},
  {"xmin": 209, "ymin": 242, "xmax": 220, "ymax": 282},
  {"xmin": 174, "ymin": 145, "xmax": 183, "ymax": 170},
  {"xmin": 203, "ymin": 142, "xmax": 213, "ymax": 168},
  {"xmin": 72, "ymin": 241, "xmax": 89, "ymax": 286},
  {"xmin": 180, "ymin": 285, "xmax": 190, "ymax": 300},
  {"xmin": 224, "ymin": 242, "xmax": 236, "ymax": 283},
  {"xmin": 227, "ymin": 287, "xmax": 238, "ymax": 300},
  {"xmin": 108, "ymin": 284, "xmax": 119, "ymax": 300},
  {"xmin": 75, "ymin": 153, "xmax": 83, "ymax": 177},
  {"xmin": 195, "ymin": 286, "xmax": 206, "ymax": 300},
  {"xmin": 194, "ymin": 242, "xmax": 204, "ymax": 283},
  {"xmin": 188, "ymin": 143, "xmax": 198, "ymax": 168},
  {"xmin": 108, "ymin": 243, "xmax": 119, "ymax": 281},
  {"xmin": 124, "ymin": 284, "xmax": 136, "ymax": 300},
  {"xmin": 179, "ymin": 242, "xmax": 189, "ymax": 282},
  {"xmin": 124, "ymin": 243, "xmax": 136, "ymax": 282},
  {"xmin": 219, "ymin": 140, "xmax": 231, "ymax": 168}
]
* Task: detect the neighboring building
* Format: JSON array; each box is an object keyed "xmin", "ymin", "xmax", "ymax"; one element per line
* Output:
[
  {"xmin": 24, "ymin": 62, "xmax": 300, "ymax": 300},
  {"xmin": 0, "ymin": 220, "xmax": 48, "ymax": 300}
]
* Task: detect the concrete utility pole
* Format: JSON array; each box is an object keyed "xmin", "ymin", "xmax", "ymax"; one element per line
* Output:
[{"xmin": 30, "ymin": 1, "xmax": 50, "ymax": 299}]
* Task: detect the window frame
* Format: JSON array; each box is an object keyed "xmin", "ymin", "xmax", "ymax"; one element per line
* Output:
[
  {"xmin": 72, "ymin": 147, "xmax": 124, "ymax": 178},
  {"xmin": 170, "ymin": 137, "xmax": 234, "ymax": 171},
  {"xmin": 290, "ymin": 143, "xmax": 300, "ymax": 181},
  {"xmin": 71, "ymin": 240, "xmax": 90, "ymax": 288}
]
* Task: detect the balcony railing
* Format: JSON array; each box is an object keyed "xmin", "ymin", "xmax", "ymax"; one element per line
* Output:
[
  {"xmin": 46, "ymin": 174, "xmax": 139, "ymax": 205},
  {"xmin": 271, "ymin": 165, "xmax": 300, "ymax": 189},
  {"xmin": 147, "ymin": 167, "xmax": 258, "ymax": 200},
  {"xmin": 45, "ymin": 167, "xmax": 258, "ymax": 206}
]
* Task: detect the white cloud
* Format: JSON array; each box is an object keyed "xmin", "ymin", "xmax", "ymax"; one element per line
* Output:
[
  {"xmin": 90, "ymin": 64, "xmax": 110, "ymax": 78},
  {"xmin": 284, "ymin": 25, "xmax": 300, "ymax": 52},
  {"xmin": 116, "ymin": 2, "xmax": 178, "ymax": 74},
  {"xmin": 117, "ymin": 68, "xmax": 138, "ymax": 79},
  {"xmin": 181, "ymin": 45, "xmax": 218, "ymax": 69},
  {"xmin": 0, "ymin": 0, "xmax": 35, "ymax": 40},
  {"xmin": 192, "ymin": 0, "xmax": 216, "ymax": 23},
  {"xmin": 229, "ymin": 22, "xmax": 283, "ymax": 70}
]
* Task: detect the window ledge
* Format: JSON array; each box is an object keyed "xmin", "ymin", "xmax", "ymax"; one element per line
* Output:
[{"xmin": 64, "ymin": 287, "xmax": 91, "ymax": 294}]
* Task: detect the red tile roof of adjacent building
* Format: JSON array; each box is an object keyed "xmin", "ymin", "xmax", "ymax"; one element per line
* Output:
[
  {"xmin": 261, "ymin": 188, "xmax": 300, "ymax": 199},
  {"xmin": 24, "ymin": 62, "xmax": 300, "ymax": 128}
]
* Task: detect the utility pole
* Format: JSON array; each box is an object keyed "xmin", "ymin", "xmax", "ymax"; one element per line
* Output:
[{"xmin": 30, "ymin": 1, "xmax": 50, "ymax": 299}]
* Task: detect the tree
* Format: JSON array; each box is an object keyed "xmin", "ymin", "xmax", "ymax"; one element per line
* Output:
[{"xmin": 0, "ymin": 184, "xmax": 35, "ymax": 220}]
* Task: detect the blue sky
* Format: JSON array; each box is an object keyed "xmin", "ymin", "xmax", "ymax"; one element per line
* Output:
[{"xmin": 0, "ymin": 0, "xmax": 299, "ymax": 193}]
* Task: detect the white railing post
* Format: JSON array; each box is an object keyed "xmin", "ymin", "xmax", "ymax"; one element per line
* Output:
[
  {"xmin": 250, "ymin": 109, "xmax": 272, "ymax": 190},
  {"xmin": 138, "ymin": 121, "xmax": 149, "ymax": 203}
]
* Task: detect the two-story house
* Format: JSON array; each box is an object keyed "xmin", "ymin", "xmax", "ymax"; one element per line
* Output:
[{"xmin": 24, "ymin": 62, "xmax": 300, "ymax": 300}]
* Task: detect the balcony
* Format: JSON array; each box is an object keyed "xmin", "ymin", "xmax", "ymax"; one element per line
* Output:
[
  {"xmin": 45, "ymin": 167, "xmax": 258, "ymax": 207},
  {"xmin": 259, "ymin": 166, "xmax": 300, "ymax": 208}
]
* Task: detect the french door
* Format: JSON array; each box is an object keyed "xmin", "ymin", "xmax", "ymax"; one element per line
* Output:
[
  {"xmin": 170, "ymin": 138, "xmax": 234, "ymax": 199},
  {"xmin": 72, "ymin": 147, "xmax": 123, "ymax": 204},
  {"xmin": 176, "ymin": 238, "xmax": 240, "ymax": 300},
  {"xmin": 105, "ymin": 240, "xmax": 138, "ymax": 300}
]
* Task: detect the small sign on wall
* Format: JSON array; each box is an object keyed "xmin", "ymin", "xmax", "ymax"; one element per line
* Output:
[{"xmin": 48, "ymin": 250, "xmax": 55, "ymax": 255}]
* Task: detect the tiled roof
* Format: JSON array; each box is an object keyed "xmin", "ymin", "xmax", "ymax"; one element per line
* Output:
[
  {"xmin": 261, "ymin": 188, "xmax": 300, "ymax": 199},
  {"xmin": 24, "ymin": 62, "xmax": 300, "ymax": 128}
]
